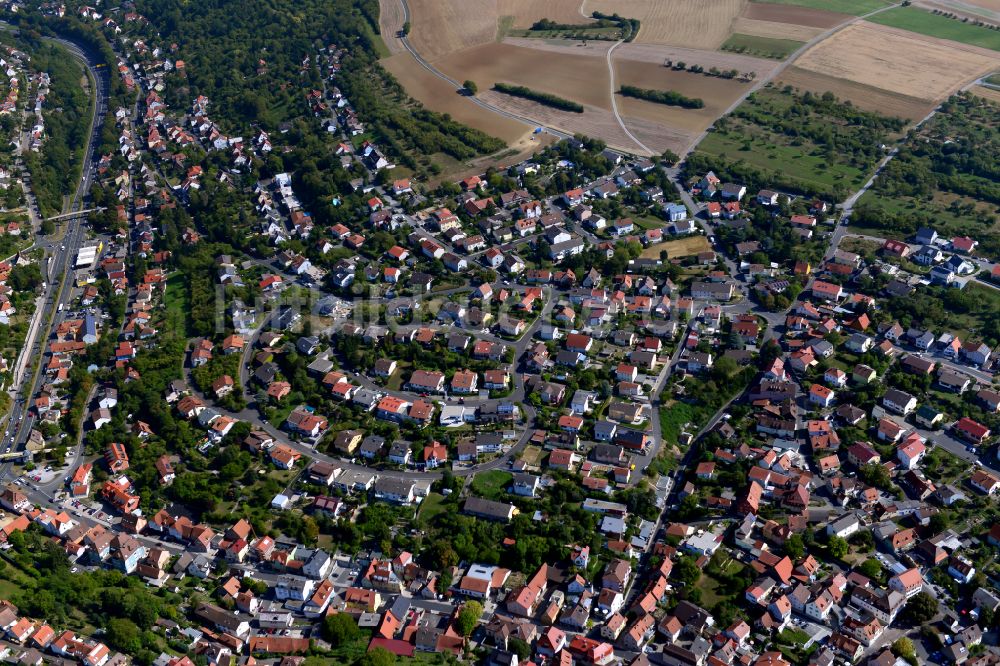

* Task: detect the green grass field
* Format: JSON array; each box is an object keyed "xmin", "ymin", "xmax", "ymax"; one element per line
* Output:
[
  {"xmin": 470, "ymin": 470, "xmax": 512, "ymax": 499},
  {"xmin": 417, "ymin": 492, "xmax": 450, "ymax": 522},
  {"xmin": 868, "ymin": 7, "xmax": 1000, "ymax": 51},
  {"xmin": 722, "ymin": 33, "xmax": 803, "ymax": 59},
  {"xmin": 164, "ymin": 272, "xmax": 190, "ymax": 336},
  {"xmin": 752, "ymin": 0, "xmax": 892, "ymax": 15}
]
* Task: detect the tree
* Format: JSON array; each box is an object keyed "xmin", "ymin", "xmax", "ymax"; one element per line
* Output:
[
  {"xmin": 509, "ymin": 637, "xmax": 531, "ymax": 660},
  {"xmin": 784, "ymin": 533, "xmax": 804, "ymax": 560},
  {"xmin": 661, "ymin": 149, "xmax": 680, "ymax": 166},
  {"xmin": 674, "ymin": 555, "xmax": 701, "ymax": 587},
  {"xmin": 358, "ymin": 647, "xmax": 397, "ymax": 666},
  {"xmin": 323, "ymin": 612, "xmax": 360, "ymax": 646},
  {"xmin": 828, "ymin": 535, "xmax": 848, "ymax": 559},
  {"xmin": 903, "ymin": 592, "xmax": 938, "ymax": 624},
  {"xmin": 463, "ymin": 80, "xmax": 478, "ymax": 95},
  {"xmin": 456, "ymin": 600, "xmax": 483, "ymax": 636},
  {"xmin": 859, "ymin": 558, "xmax": 883, "ymax": 581},
  {"xmin": 106, "ymin": 618, "xmax": 142, "ymax": 654},
  {"xmin": 892, "ymin": 637, "xmax": 916, "ymax": 664}
]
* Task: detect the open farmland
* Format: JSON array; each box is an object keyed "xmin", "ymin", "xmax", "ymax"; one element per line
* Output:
[
  {"xmin": 498, "ymin": 0, "xmax": 594, "ymax": 28},
  {"xmin": 721, "ymin": 33, "xmax": 804, "ymax": 58},
  {"xmin": 733, "ymin": 18, "xmax": 824, "ymax": 41},
  {"xmin": 380, "ymin": 52, "xmax": 534, "ymax": 145},
  {"xmin": 749, "ymin": 0, "xmax": 893, "ymax": 14},
  {"xmin": 585, "ymin": 0, "xmax": 749, "ymax": 48},
  {"xmin": 434, "ymin": 42, "xmax": 613, "ymax": 110},
  {"xmin": 406, "ymin": 0, "xmax": 499, "ymax": 60},
  {"xmin": 614, "ymin": 60, "xmax": 754, "ymax": 133},
  {"xmin": 742, "ymin": 2, "xmax": 852, "ymax": 26},
  {"xmin": 776, "ymin": 66, "xmax": 936, "ymax": 120},
  {"xmin": 377, "ymin": 0, "xmax": 406, "ymax": 55},
  {"xmin": 867, "ymin": 6, "xmax": 1000, "ymax": 50},
  {"xmin": 504, "ymin": 38, "xmax": 781, "ymax": 79},
  {"xmin": 792, "ymin": 22, "xmax": 999, "ymax": 105},
  {"xmin": 476, "ymin": 89, "xmax": 683, "ymax": 155},
  {"xmin": 971, "ymin": 84, "xmax": 1000, "ymax": 103}
]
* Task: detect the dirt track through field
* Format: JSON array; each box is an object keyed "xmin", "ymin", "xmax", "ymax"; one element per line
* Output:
[
  {"xmin": 503, "ymin": 37, "xmax": 780, "ymax": 78},
  {"xmin": 476, "ymin": 89, "xmax": 682, "ymax": 154}
]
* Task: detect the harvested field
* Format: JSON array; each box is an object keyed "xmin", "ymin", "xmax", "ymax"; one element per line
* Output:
[
  {"xmin": 504, "ymin": 37, "xmax": 780, "ymax": 78},
  {"xmin": 971, "ymin": 85, "xmax": 1000, "ymax": 103},
  {"xmin": 377, "ymin": 0, "xmax": 406, "ymax": 55},
  {"xmin": 775, "ymin": 65, "xmax": 936, "ymax": 120},
  {"xmin": 614, "ymin": 60, "xmax": 752, "ymax": 132},
  {"xmin": 476, "ymin": 89, "xmax": 676, "ymax": 155},
  {"xmin": 407, "ymin": 0, "xmax": 499, "ymax": 61},
  {"xmin": 742, "ymin": 2, "xmax": 852, "ymax": 26},
  {"xmin": 498, "ymin": 0, "xmax": 593, "ymax": 28},
  {"xmin": 434, "ymin": 42, "xmax": 612, "ymax": 110},
  {"xmin": 735, "ymin": 18, "xmax": 824, "ymax": 41},
  {"xmin": 586, "ymin": 0, "xmax": 748, "ymax": 48},
  {"xmin": 380, "ymin": 52, "xmax": 534, "ymax": 145},
  {"xmin": 793, "ymin": 22, "xmax": 999, "ymax": 103},
  {"xmin": 752, "ymin": 0, "xmax": 892, "ymax": 14},
  {"xmin": 640, "ymin": 235, "xmax": 712, "ymax": 259}
]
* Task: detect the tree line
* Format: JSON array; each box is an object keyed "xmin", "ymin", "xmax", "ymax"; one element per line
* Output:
[
  {"xmin": 493, "ymin": 82, "xmax": 584, "ymax": 113},
  {"xmin": 620, "ymin": 84, "xmax": 704, "ymax": 109}
]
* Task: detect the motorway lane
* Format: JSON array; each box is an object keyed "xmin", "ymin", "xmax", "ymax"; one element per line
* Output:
[{"xmin": 0, "ymin": 34, "xmax": 109, "ymax": 480}]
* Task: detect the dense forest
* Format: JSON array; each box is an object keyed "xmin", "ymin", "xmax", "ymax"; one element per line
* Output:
[
  {"xmin": 126, "ymin": 0, "xmax": 506, "ymax": 177},
  {"xmin": 7, "ymin": 34, "xmax": 90, "ymax": 216}
]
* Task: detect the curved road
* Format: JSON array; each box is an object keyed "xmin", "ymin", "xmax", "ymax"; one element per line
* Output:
[{"xmin": 394, "ymin": 0, "xmax": 577, "ymax": 146}]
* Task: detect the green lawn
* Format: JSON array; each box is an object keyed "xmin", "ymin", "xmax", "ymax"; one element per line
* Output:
[
  {"xmin": 470, "ymin": 470, "xmax": 512, "ymax": 499},
  {"xmin": 868, "ymin": 7, "xmax": 1000, "ymax": 51},
  {"xmin": 417, "ymin": 492, "xmax": 450, "ymax": 522},
  {"xmin": 752, "ymin": 0, "xmax": 892, "ymax": 15},
  {"xmin": 722, "ymin": 33, "xmax": 803, "ymax": 59},
  {"xmin": 164, "ymin": 272, "xmax": 189, "ymax": 336}
]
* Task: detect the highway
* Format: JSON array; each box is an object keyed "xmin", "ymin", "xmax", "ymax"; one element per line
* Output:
[{"xmin": 0, "ymin": 31, "xmax": 109, "ymax": 481}]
